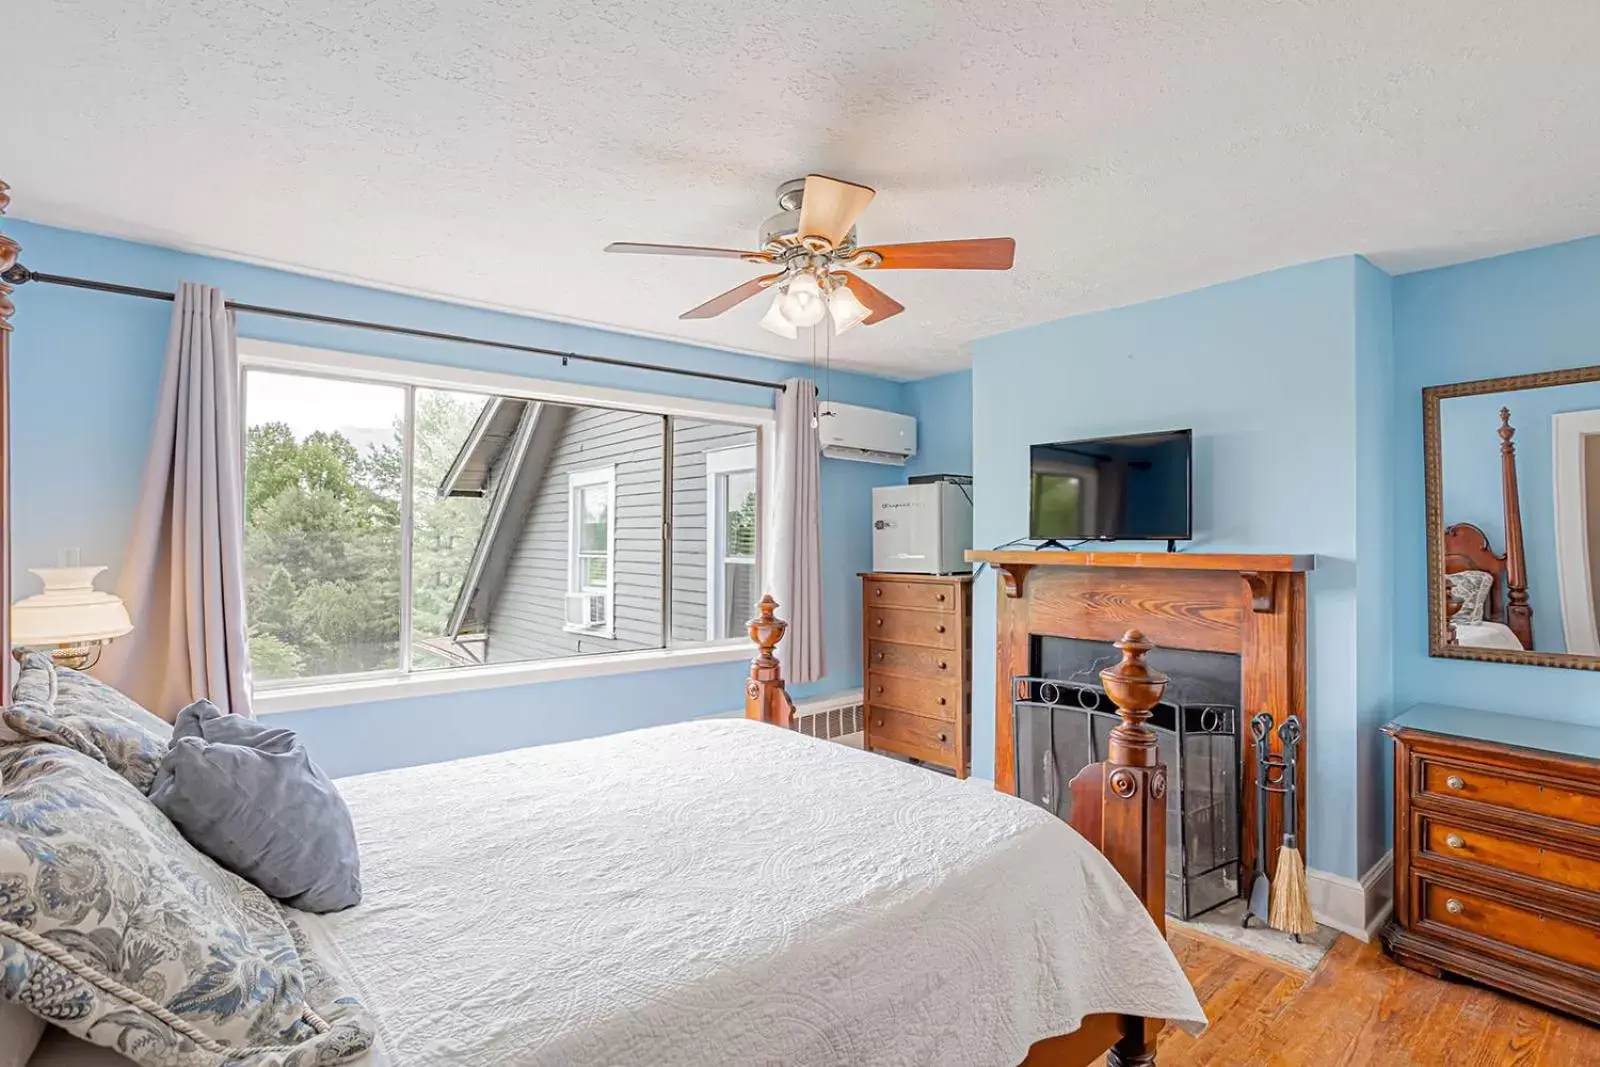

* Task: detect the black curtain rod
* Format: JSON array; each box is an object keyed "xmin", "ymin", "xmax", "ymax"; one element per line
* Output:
[{"xmin": 0, "ymin": 265, "xmax": 788, "ymax": 393}]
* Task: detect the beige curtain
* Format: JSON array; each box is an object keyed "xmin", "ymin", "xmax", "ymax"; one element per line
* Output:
[
  {"xmin": 100, "ymin": 283, "xmax": 253, "ymax": 717},
  {"xmin": 767, "ymin": 377, "xmax": 825, "ymax": 684}
]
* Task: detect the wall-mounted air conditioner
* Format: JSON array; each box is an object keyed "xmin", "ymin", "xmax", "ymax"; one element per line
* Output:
[{"xmin": 817, "ymin": 402, "xmax": 917, "ymax": 465}]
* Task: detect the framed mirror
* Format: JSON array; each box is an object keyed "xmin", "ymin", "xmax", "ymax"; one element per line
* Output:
[{"xmin": 1425, "ymin": 365, "xmax": 1600, "ymax": 670}]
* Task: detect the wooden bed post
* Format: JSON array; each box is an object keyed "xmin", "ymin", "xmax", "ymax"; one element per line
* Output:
[
  {"xmin": 1498, "ymin": 407, "xmax": 1532, "ymax": 648},
  {"xmin": 1069, "ymin": 629, "xmax": 1167, "ymax": 1067},
  {"xmin": 0, "ymin": 180, "xmax": 15, "ymax": 698},
  {"xmin": 745, "ymin": 594, "xmax": 795, "ymax": 728}
]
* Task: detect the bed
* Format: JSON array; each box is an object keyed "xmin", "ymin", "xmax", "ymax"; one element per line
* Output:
[
  {"xmin": 1442, "ymin": 407, "xmax": 1534, "ymax": 652},
  {"xmin": 0, "ymin": 185, "xmax": 1203, "ymax": 1066}
]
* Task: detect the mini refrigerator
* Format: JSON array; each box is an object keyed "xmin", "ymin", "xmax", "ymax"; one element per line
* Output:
[{"xmin": 871, "ymin": 482, "xmax": 973, "ymax": 574}]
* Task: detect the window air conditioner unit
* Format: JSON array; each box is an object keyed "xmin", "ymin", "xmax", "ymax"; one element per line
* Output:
[
  {"xmin": 565, "ymin": 592, "xmax": 606, "ymax": 629},
  {"xmin": 817, "ymin": 402, "xmax": 917, "ymax": 465}
]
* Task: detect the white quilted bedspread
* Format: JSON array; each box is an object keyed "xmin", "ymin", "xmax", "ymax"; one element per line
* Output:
[{"xmin": 303, "ymin": 719, "xmax": 1205, "ymax": 1067}]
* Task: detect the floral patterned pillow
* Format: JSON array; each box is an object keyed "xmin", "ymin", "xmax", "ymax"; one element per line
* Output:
[
  {"xmin": 0, "ymin": 653, "xmax": 169, "ymax": 793},
  {"xmin": 1447, "ymin": 569, "xmax": 1495, "ymax": 625},
  {"xmin": 0, "ymin": 740, "xmax": 374, "ymax": 1066}
]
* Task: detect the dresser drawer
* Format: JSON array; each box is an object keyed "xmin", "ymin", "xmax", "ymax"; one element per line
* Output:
[
  {"xmin": 867, "ymin": 640, "xmax": 961, "ymax": 680},
  {"xmin": 865, "ymin": 670, "xmax": 961, "ymax": 720},
  {"xmin": 1420, "ymin": 816, "xmax": 1600, "ymax": 897},
  {"xmin": 1420, "ymin": 757, "xmax": 1600, "ymax": 829},
  {"xmin": 867, "ymin": 707, "xmax": 958, "ymax": 766},
  {"xmin": 1420, "ymin": 879, "xmax": 1600, "ymax": 973},
  {"xmin": 865, "ymin": 607, "xmax": 960, "ymax": 649},
  {"xmin": 864, "ymin": 578, "xmax": 960, "ymax": 613}
]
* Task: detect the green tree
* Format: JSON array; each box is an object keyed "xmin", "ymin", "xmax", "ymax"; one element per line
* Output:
[{"xmin": 243, "ymin": 391, "xmax": 493, "ymax": 681}]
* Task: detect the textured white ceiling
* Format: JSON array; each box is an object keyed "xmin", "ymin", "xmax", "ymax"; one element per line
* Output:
[{"xmin": 5, "ymin": 1, "xmax": 1599, "ymax": 378}]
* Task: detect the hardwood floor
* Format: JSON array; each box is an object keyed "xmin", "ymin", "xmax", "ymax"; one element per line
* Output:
[{"xmin": 1105, "ymin": 929, "xmax": 1598, "ymax": 1066}]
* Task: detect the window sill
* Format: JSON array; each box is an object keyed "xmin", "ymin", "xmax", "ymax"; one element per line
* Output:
[
  {"xmin": 254, "ymin": 641, "xmax": 754, "ymax": 715},
  {"xmin": 561, "ymin": 623, "xmax": 615, "ymax": 638}
]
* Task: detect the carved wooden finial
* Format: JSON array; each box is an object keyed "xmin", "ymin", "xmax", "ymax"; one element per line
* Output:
[
  {"xmin": 747, "ymin": 594, "xmax": 787, "ymax": 665},
  {"xmin": 1498, "ymin": 407, "xmax": 1515, "ymax": 452},
  {"xmin": 1098, "ymin": 629, "xmax": 1166, "ymax": 767},
  {"xmin": 744, "ymin": 595, "xmax": 794, "ymax": 726}
]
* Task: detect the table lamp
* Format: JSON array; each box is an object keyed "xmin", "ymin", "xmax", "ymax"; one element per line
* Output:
[{"xmin": 11, "ymin": 564, "xmax": 134, "ymax": 669}]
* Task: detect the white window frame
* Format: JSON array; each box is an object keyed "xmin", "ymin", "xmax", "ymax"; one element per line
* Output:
[
  {"xmin": 238, "ymin": 339, "xmax": 776, "ymax": 714},
  {"xmin": 705, "ymin": 445, "xmax": 760, "ymax": 640},
  {"xmin": 565, "ymin": 466, "xmax": 616, "ymax": 637}
]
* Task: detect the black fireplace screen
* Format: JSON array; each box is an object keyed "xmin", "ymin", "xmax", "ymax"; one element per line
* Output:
[{"xmin": 1012, "ymin": 676, "xmax": 1241, "ymax": 920}]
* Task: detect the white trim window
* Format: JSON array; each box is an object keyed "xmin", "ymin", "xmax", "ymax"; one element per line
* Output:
[
  {"xmin": 238, "ymin": 341, "xmax": 776, "ymax": 714},
  {"xmin": 565, "ymin": 466, "xmax": 616, "ymax": 636},
  {"xmin": 706, "ymin": 445, "xmax": 759, "ymax": 640}
]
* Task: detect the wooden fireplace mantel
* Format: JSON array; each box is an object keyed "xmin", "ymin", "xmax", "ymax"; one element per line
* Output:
[
  {"xmin": 966, "ymin": 549, "xmax": 1314, "ymax": 612},
  {"xmin": 974, "ymin": 546, "xmax": 1312, "ymax": 881}
]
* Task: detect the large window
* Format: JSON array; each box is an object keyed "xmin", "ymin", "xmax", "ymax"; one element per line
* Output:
[{"xmin": 242, "ymin": 361, "xmax": 765, "ymax": 691}]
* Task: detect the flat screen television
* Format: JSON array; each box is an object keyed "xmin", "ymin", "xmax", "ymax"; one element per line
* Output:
[{"xmin": 1029, "ymin": 429, "xmax": 1193, "ymax": 542}]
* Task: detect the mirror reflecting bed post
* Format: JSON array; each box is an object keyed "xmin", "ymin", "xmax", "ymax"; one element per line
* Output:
[{"xmin": 1425, "ymin": 365, "xmax": 1600, "ymax": 670}]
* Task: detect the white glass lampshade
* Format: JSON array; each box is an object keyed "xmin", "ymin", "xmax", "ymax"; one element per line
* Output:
[
  {"xmin": 777, "ymin": 273, "xmax": 827, "ymax": 327},
  {"xmin": 758, "ymin": 293, "xmax": 799, "ymax": 339},
  {"xmin": 826, "ymin": 283, "xmax": 872, "ymax": 334},
  {"xmin": 12, "ymin": 566, "xmax": 134, "ymax": 647}
]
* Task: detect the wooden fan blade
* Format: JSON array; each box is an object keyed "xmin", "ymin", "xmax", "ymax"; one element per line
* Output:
[
  {"xmin": 680, "ymin": 273, "xmax": 783, "ymax": 320},
  {"xmin": 857, "ymin": 238, "xmax": 1015, "ymax": 270},
  {"xmin": 840, "ymin": 272, "xmax": 904, "ymax": 325},
  {"xmin": 798, "ymin": 175, "xmax": 875, "ymax": 248},
  {"xmin": 607, "ymin": 242, "xmax": 770, "ymax": 261}
]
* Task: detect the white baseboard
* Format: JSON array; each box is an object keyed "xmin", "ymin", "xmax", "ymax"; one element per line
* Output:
[{"xmin": 1306, "ymin": 851, "xmax": 1394, "ymax": 942}]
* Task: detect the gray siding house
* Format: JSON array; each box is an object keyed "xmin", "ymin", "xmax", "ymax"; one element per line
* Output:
[{"xmin": 436, "ymin": 398, "xmax": 757, "ymax": 665}]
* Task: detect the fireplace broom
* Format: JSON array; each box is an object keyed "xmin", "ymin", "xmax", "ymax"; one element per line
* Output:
[{"xmin": 1269, "ymin": 715, "xmax": 1316, "ymax": 938}]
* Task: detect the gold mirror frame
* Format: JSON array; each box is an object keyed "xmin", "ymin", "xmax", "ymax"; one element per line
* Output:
[{"xmin": 1425, "ymin": 364, "xmax": 1600, "ymax": 671}]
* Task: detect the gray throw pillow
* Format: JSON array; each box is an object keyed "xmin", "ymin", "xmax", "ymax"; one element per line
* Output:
[{"xmin": 148, "ymin": 700, "xmax": 362, "ymax": 914}]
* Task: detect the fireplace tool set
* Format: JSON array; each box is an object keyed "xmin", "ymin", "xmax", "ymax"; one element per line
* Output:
[{"xmin": 1243, "ymin": 713, "xmax": 1315, "ymax": 940}]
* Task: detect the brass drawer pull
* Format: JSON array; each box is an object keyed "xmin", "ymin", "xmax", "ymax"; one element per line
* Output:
[
  {"xmin": 874, "ymin": 686, "xmax": 883, "ymax": 695},
  {"xmin": 937, "ymin": 660, "xmax": 948, "ymax": 670},
  {"xmin": 873, "ymin": 588, "xmax": 882, "ymax": 597},
  {"xmin": 935, "ymin": 624, "xmax": 946, "ymax": 634},
  {"xmin": 1446, "ymin": 775, "xmax": 1465, "ymax": 790},
  {"xmin": 938, "ymin": 697, "xmax": 947, "ymax": 706},
  {"xmin": 1445, "ymin": 898, "xmax": 1465, "ymax": 915},
  {"xmin": 874, "ymin": 618, "xmax": 883, "ymax": 627},
  {"xmin": 936, "ymin": 592, "xmax": 946, "ymax": 602},
  {"xmin": 875, "ymin": 652, "xmax": 884, "ymax": 661},
  {"xmin": 1445, "ymin": 833, "xmax": 1465, "ymax": 850}
]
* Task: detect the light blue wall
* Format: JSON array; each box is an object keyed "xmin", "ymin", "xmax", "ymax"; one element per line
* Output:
[
  {"xmin": 1393, "ymin": 235, "xmax": 1600, "ymax": 723},
  {"xmin": 6, "ymin": 219, "xmax": 912, "ymax": 775},
  {"xmin": 904, "ymin": 370, "xmax": 973, "ymax": 478},
  {"xmin": 970, "ymin": 257, "xmax": 1379, "ymax": 878},
  {"xmin": 1353, "ymin": 258, "xmax": 1396, "ymax": 873},
  {"xmin": 1438, "ymin": 381, "xmax": 1600, "ymax": 656}
]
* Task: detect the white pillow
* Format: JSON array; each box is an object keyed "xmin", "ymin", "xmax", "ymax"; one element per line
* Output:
[
  {"xmin": 1447, "ymin": 569, "xmax": 1494, "ymax": 625},
  {"xmin": 0, "ymin": 1000, "xmax": 45, "ymax": 1067}
]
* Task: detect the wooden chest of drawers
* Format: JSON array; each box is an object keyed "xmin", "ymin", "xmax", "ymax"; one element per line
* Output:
[
  {"xmin": 1384, "ymin": 705, "xmax": 1600, "ymax": 1023},
  {"xmin": 861, "ymin": 572, "xmax": 973, "ymax": 777}
]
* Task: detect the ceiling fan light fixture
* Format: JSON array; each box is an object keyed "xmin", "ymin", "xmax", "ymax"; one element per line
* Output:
[
  {"xmin": 826, "ymin": 283, "xmax": 872, "ymax": 334},
  {"xmin": 758, "ymin": 293, "xmax": 799, "ymax": 339},
  {"xmin": 777, "ymin": 272, "xmax": 827, "ymax": 328}
]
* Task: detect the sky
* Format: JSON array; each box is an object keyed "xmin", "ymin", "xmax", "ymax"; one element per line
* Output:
[{"xmin": 245, "ymin": 369, "xmax": 403, "ymax": 439}]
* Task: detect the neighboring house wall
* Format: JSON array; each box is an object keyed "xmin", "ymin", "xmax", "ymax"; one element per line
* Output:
[
  {"xmin": 481, "ymin": 410, "xmax": 756, "ymax": 662},
  {"xmin": 486, "ymin": 407, "xmax": 664, "ymax": 661},
  {"xmin": 671, "ymin": 419, "xmax": 759, "ymax": 643}
]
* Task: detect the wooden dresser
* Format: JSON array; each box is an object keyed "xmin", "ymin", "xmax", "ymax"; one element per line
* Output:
[
  {"xmin": 1384, "ymin": 705, "xmax": 1600, "ymax": 1022},
  {"xmin": 861, "ymin": 572, "xmax": 973, "ymax": 778}
]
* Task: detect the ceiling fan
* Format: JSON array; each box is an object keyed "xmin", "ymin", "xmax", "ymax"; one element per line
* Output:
[{"xmin": 605, "ymin": 175, "xmax": 1015, "ymax": 338}]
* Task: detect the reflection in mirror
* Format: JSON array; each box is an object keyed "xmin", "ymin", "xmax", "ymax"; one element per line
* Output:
[{"xmin": 1437, "ymin": 378, "xmax": 1600, "ymax": 660}]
